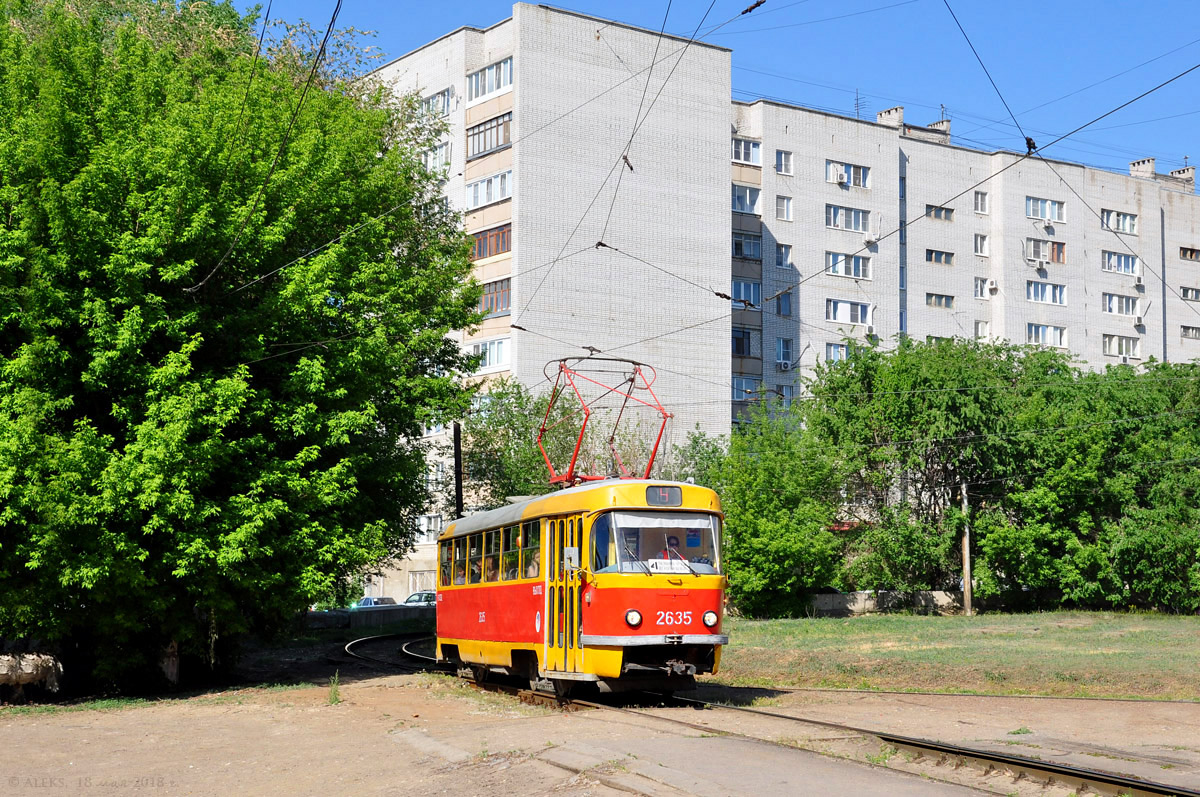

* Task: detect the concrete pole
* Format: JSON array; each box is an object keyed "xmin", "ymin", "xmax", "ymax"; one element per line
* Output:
[{"xmin": 961, "ymin": 477, "xmax": 973, "ymax": 616}]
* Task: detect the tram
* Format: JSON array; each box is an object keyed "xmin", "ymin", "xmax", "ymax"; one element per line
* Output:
[{"xmin": 435, "ymin": 479, "xmax": 726, "ymax": 695}]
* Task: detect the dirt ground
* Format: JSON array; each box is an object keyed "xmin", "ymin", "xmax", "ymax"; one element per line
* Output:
[{"xmin": 3, "ymin": 661, "xmax": 1198, "ymax": 797}]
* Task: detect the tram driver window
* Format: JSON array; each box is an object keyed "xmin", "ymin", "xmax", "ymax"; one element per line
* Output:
[
  {"xmin": 501, "ymin": 525, "xmax": 521, "ymax": 580},
  {"xmin": 521, "ymin": 520, "xmax": 541, "ymax": 578},
  {"xmin": 591, "ymin": 513, "xmax": 615, "ymax": 572},
  {"xmin": 467, "ymin": 533, "xmax": 483, "ymax": 584},
  {"xmin": 439, "ymin": 541, "xmax": 452, "ymax": 587},
  {"xmin": 591, "ymin": 511, "xmax": 721, "ymax": 574},
  {"xmin": 483, "ymin": 529, "xmax": 500, "ymax": 582},
  {"xmin": 452, "ymin": 538, "xmax": 467, "ymax": 585}
]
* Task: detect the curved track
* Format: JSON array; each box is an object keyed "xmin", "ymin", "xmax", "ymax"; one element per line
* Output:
[{"xmin": 343, "ymin": 633, "xmax": 447, "ymax": 673}]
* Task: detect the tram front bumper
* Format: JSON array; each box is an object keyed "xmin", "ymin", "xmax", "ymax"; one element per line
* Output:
[{"xmin": 579, "ymin": 634, "xmax": 728, "ymax": 646}]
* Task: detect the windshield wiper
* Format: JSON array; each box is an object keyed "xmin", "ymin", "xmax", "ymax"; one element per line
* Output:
[
  {"xmin": 622, "ymin": 542, "xmax": 653, "ymax": 576},
  {"xmin": 666, "ymin": 547, "xmax": 701, "ymax": 577}
]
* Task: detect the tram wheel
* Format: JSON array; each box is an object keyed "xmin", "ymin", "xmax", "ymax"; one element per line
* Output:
[
  {"xmin": 552, "ymin": 679, "xmax": 573, "ymax": 699},
  {"xmin": 470, "ymin": 665, "xmax": 489, "ymax": 685}
]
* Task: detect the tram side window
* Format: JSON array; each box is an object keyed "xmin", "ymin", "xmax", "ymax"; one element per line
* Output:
[
  {"xmin": 452, "ymin": 538, "xmax": 466, "ymax": 585},
  {"xmin": 521, "ymin": 520, "xmax": 541, "ymax": 578},
  {"xmin": 467, "ymin": 533, "xmax": 483, "ymax": 584},
  {"xmin": 483, "ymin": 529, "xmax": 500, "ymax": 582},
  {"xmin": 439, "ymin": 541, "xmax": 452, "ymax": 587},
  {"xmin": 501, "ymin": 525, "xmax": 521, "ymax": 580},
  {"xmin": 591, "ymin": 513, "xmax": 615, "ymax": 571}
]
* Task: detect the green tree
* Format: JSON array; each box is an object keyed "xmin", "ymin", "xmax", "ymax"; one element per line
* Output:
[{"xmin": 0, "ymin": 0, "xmax": 479, "ymax": 686}]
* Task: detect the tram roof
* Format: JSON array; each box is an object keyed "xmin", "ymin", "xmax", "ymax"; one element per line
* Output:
[{"xmin": 440, "ymin": 479, "xmax": 707, "ymax": 540}]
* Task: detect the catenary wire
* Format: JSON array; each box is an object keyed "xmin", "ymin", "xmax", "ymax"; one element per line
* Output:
[
  {"xmin": 939, "ymin": 0, "xmax": 1027, "ymax": 144},
  {"xmin": 702, "ymin": 0, "xmax": 920, "ymax": 36}
]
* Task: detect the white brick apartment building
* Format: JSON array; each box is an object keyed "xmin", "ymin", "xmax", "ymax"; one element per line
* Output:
[{"xmin": 369, "ymin": 4, "xmax": 1200, "ymax": 597}]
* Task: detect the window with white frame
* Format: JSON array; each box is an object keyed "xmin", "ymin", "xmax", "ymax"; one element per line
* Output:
[
  {"xmin": 421, "ymin": 87, "xmax": 454, "ymax": 116},
  {"xmin": 974, "ymin": 190, "xmax": 989, "ymax": 214},
  {"xmin": 417, "ymin": 514, "xmax": 443, "ymax": 544},
  {"xmin": 731, "ymin": 279, "xmax": 761, "ymax": 309},
  {"xmin": 826, "ymin": 251, "xmax": 870, "ymax": 279},
  {"xmin": 1101, "ymin": 209, "xmax": 1138, "ymax": 234},
  {"xmin": 826, "ymin": 342, "xmax": 849, "ymax": 362},
  {"xmin": 732, "ymin": 376, "xmax": 761, "ymax": 401},
  {"xmin": 974, "ymin": 320, "xmax": 989, "ymax": 338},
  {"xmin": 1026, "ymin": 280, "xmax": 1066, "ymax": 305},
  {"xmin": 974, "ymin": 276, "xmax": 990, "ymax": 299},
  {"xmin": 732, "ymin": 138, "xmax": 761, "ymax": 165},
  {"xmin": 776, "ymin": 337, "xmax": 793, "ymax": 364},
  {"xmin": 1026, "ymin": 196, "xmax": 1065, "ymax": 222},
  {"xmin": 777, "ymin": 384, "xmax": 794, "ymax": 408},
  {"xmin": 421, "ymin": 141, "xmax": 452, "ymax": 172},
  {"xmin": 1183, "ymin": 326, "xmax": 1200, "ymax": 339},
  {"xmin": 732, "ymin": 232, "xmax": 762, "ymax": 259},
  {"xmin": 1027, "ymin": 323, "xmax": 1066, "ymax": 347},
  {"xmin": 826, "ymin": 160, "xmax": 869, "ymax": 187},
  {"xmin": 776, "ymin": 150, "xmax": 793, "ymax": 175},
  {"xmin": 825, "ymin": 204, "xmax": 870, "ymax": 231},
  {"xmin": 776, "ymin": 290, "xmax": 793, "ymax": 317},
  {"xmin": 926, "ymin": 292, "xmax": 954, "ymax": 309},
  {"xmin": 826, "ymin": 298, "xmax": 870, "ymax": 324},
  {"xmin": 464, "ymin": 171, "xmax": 512, "ymax": 210},
  {"xmin": 926, "ymin": 204, "xmax": 954, "ymax": 221},
  {"xmin": 1102, "ymin": 293, "xmax": 1138, "ymax": 316},
  {"xmin": 466, "ymin": 112, "xmax": 512, "ymax": 159},
  {"xmin": 776, "ymin": 195, "xmax": 793, "ymax": 221},
  {"xmin": 776, "ymin": 243, "xmax": 792, "ymax": 268},
  {"xmin": 926, "ymin": 249, "xmax": 954, "ymax": 265},
  {"xmin": 467, "ymin": 57, "xmax": 513, "ymax": 102},
  {"xmin": 1028, "ymin": 239, "xmax": 1066, "ymax": 263},
  {"xmin": 974, "ymin": 234, "xmax": 989, "ymax": 256},
  {"xmin": 1182, "ymin": 287, "xmax": 1200, "ymax": 302},
  {"xmin": 1103, "ymin": 334, "xmax": 1139, "ymax": 357},
  {"xmin": 471, "ymin": 337, "xmax": 510, "ymax": 370},
  {"xmin": 732, "ymin": 184, "xmax": 761, "ymax": 214},
  {"xmin": 1102, "ymin": 251, "xmax": 1138, "ymax": 274}
]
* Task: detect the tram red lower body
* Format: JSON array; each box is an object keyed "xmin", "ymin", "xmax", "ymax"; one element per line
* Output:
[{"xmin": 437, "ymin": 581, "xmax": 543, "ymax": 644}]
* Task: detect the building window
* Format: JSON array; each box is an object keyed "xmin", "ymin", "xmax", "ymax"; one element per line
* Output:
[
  {"xmin": 472, "ymin": 223, "xmax": 511, "ymax": 260},
  {"xmin": 1101, "ymin": 209, "xmax": 1138, "ymax": 235},
  {"xmin": 826, "ymin": 342, "xmax": 849, "ymax": 362},
  {"xmin": 421, "ymin": 141, "xmax": 452, "ymax": 172},
  {"xmin": 732, "ymin": 138, "xmax": 761, "ymax": 165},
  {"xmin": 974, "ymin": 234, "xmax": 989, "ymax": 256},
  {"xmin": 1102, "ymin": 293, "xmax": 1138, "ymax": 315},
  {"xmin": 732, "ymin": 232, "xmax": 762, "ymax": 259},
  {"xmin": 421, "ymin": 87, "xmax": 454, "ymax": 116},
  {"xmin": 974, "ymin": 320, "xmax": 989, "ymax": 338},
  {"xmin": 1182, "ymin": 247, "xmax": 1200, "ymax": 261},
  {"xmin": 1103, "ymin": 334, "xmax": 1139, "ymax": 357},
  {"xmin": 465, "ymin": 171, "xmax": 512, "ymax": 210},
  {"xmin": 732, "ymin": 279, "xmax": 761, "ymax": 309},
  {"xmin": 826, "ymin": 160, "xmax": 869, "ymax": 187},
  {"xmin": 926, "ymin": 249, "xmax": 954, "ymax": 265},
  {"xmin": 899, "ymin": 264, "xmax": 906, "ymax": 289},
  {"xmin": 479, "ymin": 278, "xmax": 511, "ymax": 316},
  {"xmin": 826, "ymin": 204, "xmax": 870, "ymax": 232},
  {"xmin": 776, "ymin": 195, "xmax": 793, "ymax": 221},
  {"xmin": 1102, "ymin": 251, "xmax": 1138, "ymax": 274},
  {"xmin": 926, "ymin": 292, "xmax": 954, "ymax": 309},
  {"xmin": 776, "ymin": 243, "xmax": 792, "ymax": 268},
  {"xmin": 466, "ymin": 112, "xmax": 512, "ymax": 159},
  {"xmin": 1183, "ymin": 326, "xmax": 1200, "ymax": 339},
  {"xmin": 471, "ymin": 337, "xmax": 510, "ymax": 370},
  {"xmin": 776, "ymin": 290, "xmax": 792, "ymax": 317},
  {"xmin": 732, "ymin": 328, "xmax": 752, "ymax": 357},
  {"xmin": 467, "ymin": 57, "xmax": 513, "ymax": 102},
  {"xmin": 1026, "ymin": 196, "xmax": 1065, "ymax": 222},
  {"xmin": 926, "ymin": 204, "xmax": 954, "ymax": 221},
  {"xmin": 1027, "ymin": 323, "xmax": 1066, "ymax": 348},
  {"xmin": 776, "ymin": 337, "xmax": 793, "ymax": 364},
  {"xmin": 974, "ymin": 191, "xmax": 989, "ymax": 214},
  {"xmin": 974, "ymin": 276, "xmax": 990, "ymax": 299},
  {"xmin": 826, "ymin": 251, "xmax": 871, "ymax": 279},
  {"xmin": 1182, "ymin": 287, "xmax": 1200, "ymax": 302},
  {"xmin": 777, "ymin": 384, "xmax": 794, "ymax": 408},
  {"xmin": 732, "ymin": 376, "xmax": 761, "ymax": 401},
  {"xmin": 1026, "ymin": 280, "xmax": 1066, "ymax": 305},
  {"xmin": 826, "ymin": 298, "xmax": 870, "ymax": 324},
  {"xmin": 776, "ymin": 150, "xmax": 793, "ymax": 175},
  {"xmin": 732, "ymin": 184, "xmax": 761, "ymax": 214},
  {"xmin": 1027, "ymin": 238, "xmax": 1063, "ymax": 263},
  {"xmin": 1051, "ymin": 242, "xmax": 1065, "ymax": 263}
]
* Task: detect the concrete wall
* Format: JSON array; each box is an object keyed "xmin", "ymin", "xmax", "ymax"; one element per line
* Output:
[{"xmin": 809, "ymin": 590, "xmax": 964, "ymax": 617}]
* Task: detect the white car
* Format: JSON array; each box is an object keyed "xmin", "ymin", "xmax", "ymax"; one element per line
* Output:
[{"xmin": 403, "ymin": 591, "xmax": 436, "ymax": 607}]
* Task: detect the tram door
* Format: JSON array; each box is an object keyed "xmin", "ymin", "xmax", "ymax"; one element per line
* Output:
[{"xmin": 545, "ymin": 515, "xmax": 585, "ymax": 673}]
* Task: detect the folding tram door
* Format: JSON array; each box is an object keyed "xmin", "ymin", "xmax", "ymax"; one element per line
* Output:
[{"xmin": 544, "ymin": 514, "xmax": 585, "ymax": 677}]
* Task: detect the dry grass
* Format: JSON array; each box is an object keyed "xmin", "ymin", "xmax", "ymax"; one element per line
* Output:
[{"xmin": 717, "ymin": 612, "xmax": 1200, "ymax": 700}]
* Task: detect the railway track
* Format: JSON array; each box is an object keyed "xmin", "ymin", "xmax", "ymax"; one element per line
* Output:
[{"xmin": 346, "ymin": 634, "xmax": 1197, "ymax": 796}]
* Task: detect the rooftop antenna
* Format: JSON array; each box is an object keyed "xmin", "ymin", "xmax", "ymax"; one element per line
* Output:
[
  {"xmin": 854, "ymin": 90, "xmax": 862, "ymax": 120},
  {"xmin": 940, "ymin": 103, "xmax": 946, "ymax": 121}
]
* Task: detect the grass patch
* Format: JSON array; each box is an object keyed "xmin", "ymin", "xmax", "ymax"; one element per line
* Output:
[
  {"xmin": 717, "ymin": 611, "xmax": 1200, "ymax": 700},
  {"xmin": 1008, "ymin": 726, "xmax": 1032, "ymax": 735},
  {"xmin": 328, "ymin": 671, "xmax": 341, "ymax": 705}
]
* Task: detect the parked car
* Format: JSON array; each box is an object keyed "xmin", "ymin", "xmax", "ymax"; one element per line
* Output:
[
  {"xmin": 353, "ymin": 596, "xmax": 397, "ymax": 608},
  {"xmin": 403, "ymin": 591, "xmax": 436, "ymax": 607}
]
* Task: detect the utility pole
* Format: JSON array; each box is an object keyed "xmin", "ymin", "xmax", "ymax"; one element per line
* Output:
[
  {"xmin": 961, "ymin": 477, "xmax": 973, "ymax": 616},
  {"xmin": 453, "ymin": 421, "xmax": 464, "ymax": 519}
]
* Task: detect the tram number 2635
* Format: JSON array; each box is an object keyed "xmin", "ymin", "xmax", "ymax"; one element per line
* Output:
[{"xmin": 656, "ymin": 610, "xmax": 692, "ymax": 626}]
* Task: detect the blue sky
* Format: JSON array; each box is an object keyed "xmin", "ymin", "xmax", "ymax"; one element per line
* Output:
[{"xmin": 278, "ymin": 0, "xmax": 1200, "ymax": 178}]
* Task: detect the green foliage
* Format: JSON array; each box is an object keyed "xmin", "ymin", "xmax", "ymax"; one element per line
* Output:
[{"xmin": 0, "ymin": 0, "xmax": 479, "ymax": 686}]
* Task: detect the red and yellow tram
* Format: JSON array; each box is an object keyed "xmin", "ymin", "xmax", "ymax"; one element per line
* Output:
[{"xmin": 436, "ymin": 479, "xmax": 726, "ymax": 695}]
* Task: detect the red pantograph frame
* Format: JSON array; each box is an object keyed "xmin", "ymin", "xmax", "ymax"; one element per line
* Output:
[{"xmin": 537, "ymin": 357, "xmax": 672, "ymax": 486}]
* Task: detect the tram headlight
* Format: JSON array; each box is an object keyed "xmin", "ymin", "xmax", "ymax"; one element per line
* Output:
[
  {"xmin": 702, "ymin": 610, "xmax": 719, "ymax": 628},
  {"xmin": 625, "ymin": 609, "xmax": 643, "ymax": 628}
]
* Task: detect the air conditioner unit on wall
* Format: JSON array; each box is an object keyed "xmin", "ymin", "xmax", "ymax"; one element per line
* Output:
[
  {"xmin": 1134, "ymin": 275, "xmax": 1145, "ymax": 286},
  {"xmin": 865, "ymin": 325, "xmax": 875, "ymax": 335},
  {"xmin": 1135, "ymin": 316, "xmax": 1144, "ymax": 326},
  {"xmin": 863, "ymin": 234, "xmax": 877, "ymax": 246},
  {"xmin": 777, "ymin": 360, "xmax": 791, "ymax": 371},
  {"xmin": 986, "ymin": 278, "xmax": 998, "ymax": 291},
  {"xmin": 836, "ymin": 172, "xmax": 849, "ymax": 184}
]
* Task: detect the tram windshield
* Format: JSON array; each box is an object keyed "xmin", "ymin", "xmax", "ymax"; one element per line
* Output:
[{"xmin": 591, "ymin": 511, "xmax": 720, "ymax": 575}]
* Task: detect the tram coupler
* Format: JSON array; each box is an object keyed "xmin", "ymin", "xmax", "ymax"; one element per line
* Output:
[{"xmin": 667, "ymin": 659, "xmax": 697, "ymax": 676}]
